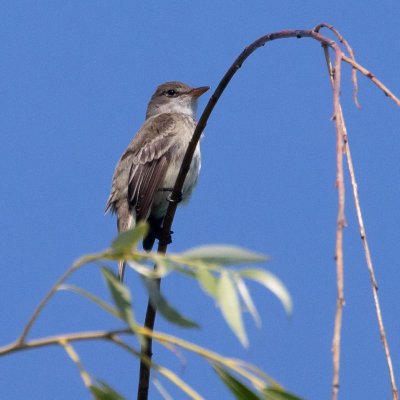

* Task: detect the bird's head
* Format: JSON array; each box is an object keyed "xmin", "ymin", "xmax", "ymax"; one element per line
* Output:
[{"xmin": 146, "ymin": 81, "xmax": 209, "ymax": 119}]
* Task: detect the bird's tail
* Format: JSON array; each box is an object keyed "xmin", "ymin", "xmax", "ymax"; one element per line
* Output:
[
  {"xmin": 116, "ymin": 213, "xmax": 162, "ymax": 280},
  {"xmin": 116, "ymin": 203, "xmax": 134, "ymax": 282}
]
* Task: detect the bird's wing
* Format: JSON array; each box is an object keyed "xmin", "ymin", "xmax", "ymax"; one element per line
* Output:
[{"xmin": 105, "ymin": 114, "xmax": 177, "ymax": 223}]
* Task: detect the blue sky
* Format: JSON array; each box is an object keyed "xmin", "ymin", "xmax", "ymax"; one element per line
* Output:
[{"xmin": 1, "ymin": 1, "xmax": 400, "ymax": 399}]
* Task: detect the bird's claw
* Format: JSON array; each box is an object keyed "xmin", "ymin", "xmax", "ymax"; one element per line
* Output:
[
  {"xmin": 167, "ymin": 191, "xmax": 183, "ymax": 204},
  {"xmin": 155, "ymin": 227, "xmax": 173, "ymax": 246}
]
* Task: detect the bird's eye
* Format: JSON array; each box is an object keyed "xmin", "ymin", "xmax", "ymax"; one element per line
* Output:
[{"xmin": 166, "ymin": 89, "xmax": 177, "ymax": 96}]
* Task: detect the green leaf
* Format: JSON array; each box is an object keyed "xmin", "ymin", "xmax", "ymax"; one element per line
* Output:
[
  {"xmin": 213, "ymin": 364, "xmax": 261, "ymax": 400},
  {"xmin": 217, "ymin": 271, "xmax": 248, "ymax": 347},
  {"xmin": 126, "ymin": 260, "xmax": 166, "ymax": 278},
  {"xmin": 142, "ymin": 277, "xmax": 199, "ymax": 328},
  {"xmin": 58, "ymin": 284, "xmax": 120, "ymax": 319},
  {"xmin": 181, "ymin": 245, "xmax": 268, "ymax": 265},
  {"xmin": 111, "ymin": 222, "xmax": 148, "ymax": 254},
  {"xmin": 150, "ymin": 254, "xmax": 195, "ymax": 277},
  {"xmin": 263, "ymin": 387, "xmax": 303, "ymax": 400},
  {"xmin": 233, "ymin": 275, "xmax": 261, "ymax": 328},
  {"xmin": 101, "ymin": 268, "xmax": 136, "ymax": 330},
  {"xmin": 90, "ymin": 380, "xmax": 125, "ymax": 400},
  {"xmin": 239, "ymin": 269, "xmax": 293, "ymax": 316},
  {"xmin": 196, "ymin": 268, "xmax": 218, "ymax": 298}
]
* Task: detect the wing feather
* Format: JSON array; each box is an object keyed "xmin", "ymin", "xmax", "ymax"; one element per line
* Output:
[
  {"xmin": 105, "ymin": 114, "xmax": 177, "ymax": 225},
  {"xmin": 131, "ymin": 156, "xmax": 169, "ymax": 221}
]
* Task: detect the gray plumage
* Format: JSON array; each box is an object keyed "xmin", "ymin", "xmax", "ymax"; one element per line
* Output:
[{"xmin": 105, "ymin": 81, "xmax": 209, "ymax": 280}]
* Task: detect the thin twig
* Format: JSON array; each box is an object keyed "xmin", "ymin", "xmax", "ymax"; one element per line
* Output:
[
  {"xmin": 327, "ymin": 45, "xmax": 347, "ymax": 400},
  {"xmin": 316, "ymin": 24, "xmax": 400, "ymax": 107},
  {"xmin": 314, "ymin": 23, "xmax": 360, "ymax": 108},
  {"xmin": 153, "ymin": 379, "xmax": 173, "ymax": 400},
  {"xmin": 321, "ymin": 46, "xmax": 343, "ymax": 399},
  {"xmin": 322, "ymin": 37, "xmax": 400, "ymax": 400},
  {"xmin": 137, "ymin": 28, "xmax": 342, "ymax": 400},
  {"xmin": 342, "ymin": 55, "xmax": 400, "ymax": 106},
  {"xmin": 110, "ymin": 335, "xmax": 204, "ymax": 400},
  {"xmin": 316, "ymin": 22, "xmax": 400, "ymax": 106},
  {"xmin": 0, "ymin": 329, "xmax": 129, "ymax": 356},
  {"xmin": 17, "ymin": 253, "xmax": 103, "ymax": 344},
  {"xmin": 344, "ymin": 139, "xmax": 399, "ymax": 400},
  {"xmin": 1, "ymin": 326, "xmax": 268, "ymax": 397},
  {"xmin": 61, "ymin": 339, "xmax": 93, "ymax": 389},
  {"xmin": 17, "ymin": 264, "xmax": 78, "ymax": 344}
]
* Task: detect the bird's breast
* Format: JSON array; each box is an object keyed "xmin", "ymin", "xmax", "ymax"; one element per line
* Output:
[{"xmin": 150, "ymin": 115, "xmax": 201, "ymax": 218}]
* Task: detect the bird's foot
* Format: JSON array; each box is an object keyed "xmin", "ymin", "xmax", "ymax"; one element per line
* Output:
[
  {"xmin": 155, "ymin": 226, "xmax": 174, "ymax": 246},
  {"xmin": 167, "ymin": 191, "xmax": 183, "ymax": 204}
]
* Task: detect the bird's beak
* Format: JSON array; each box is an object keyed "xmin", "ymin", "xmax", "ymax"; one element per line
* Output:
[{"xmin": 189, "ymin": 86, "xmax": 210, "ymax": 98}]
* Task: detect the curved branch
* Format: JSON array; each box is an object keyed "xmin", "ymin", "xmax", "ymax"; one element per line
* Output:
[
  {"xmin": 160, "ymin": 29, "xmax": 339, "ymax": 249},
  {"xmin": 1, "ymin": 326, "xmax": 273, "ymax": 397},
  {"xmin": 138, "ymin": 28, "xmax": 342, "ymax": 400},
  {"xmin": 314, "ymin": 22, "xmax": 360, "ymax": 107},
  {"xmin": 341, "ymin": 55, "xmax": 400, "ymax": 106},
  {"xmin": 110, "ymin": 335, "xmax": 203, "ymax": 400},
  {"xmin": 132, "ymin": 25, "xmax": 400, "ymax": 400},
  {"xmin": 321, "ymin": 45, "xmax": 399, "ymax": 400},
  {"xmin": 17, "ymin": 252, "xmax": 106, "ymax": 344}
]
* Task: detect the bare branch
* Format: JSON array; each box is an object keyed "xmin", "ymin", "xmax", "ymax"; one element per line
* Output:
[
  {"xmin": 344, "ymin": 138, "xmax": 399, "ymax": 400},
  {"xmin": 17, "ymin": 252, "xmax": 104, "ymax": 345},
  {"xmin": 320, "ymin": 43, "xmax": 347, "ymax": 400},
  {"xmin": 333, "ymin": 50, "xmax": 346, "ymax": 400},
  {"xmin": 137, "ymin": 25, "xmax": 400, "ymax": 399},
  {"xmin": 342, "ymin": 55, "xmax": 400, "ymax": 107},
  {"xmin": 138, "ymin": 28, "xmax": 342, "ymax": 399},
  {"xmin": 110, "ymin": 335, "xmax": 204, "ymax": 400},
  {"xmin": 0, "ymin": 326, "xmax": 273, "ymax": 399},
  {"xmin": 314, "ymin": 23, "xmax": 360, "ymax": 108},
  {"xmin": 321, "ymin": 35, "xmax": 399, "ymax": 400},
  {"xmin": 61, "ymin": 340, "xmax": 93, "ymax": 390},
  {"xmin": 17, "ymin": 265, "xmax": 77, "ymax": 345}
]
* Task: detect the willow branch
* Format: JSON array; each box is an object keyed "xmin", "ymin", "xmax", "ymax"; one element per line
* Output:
[
  {"xmin": 4, "ymin": 329, "xmax": 203, "ymax": 399},
  {"xmin": 341, "ymin": 55, "xmax": 400, "ymax": 106},
  {"xmin": 314, "ymin": 23, "xmax": 360, "ymax": 107},
  {"xmin": 322, "ymin": 39, "xmax": 399, "ymax": 400},
  {"xmin": 135, "ymin": 28, "xmax": 332, "ymax": 397},
  {"xmin": 1, "ymin": 326, "xmax": 271, "ymax": 397},
  {"xmin": 61, "ymin": 340, "xmax": 93, "ymax": 389},
  {"xmin": 160, "ymin": 29, "xmax": 339, "ymax": 245},
  {"xmin": 344, "ymin": 129, "xmax": 399, "ymax": 400},
  {"xmin": 17, "ymin": 267, "xmax": 76, "ymax": 345},
  {"xmin": 110, "ymin": 335, "xmax": 203, "ymax": 400},
  {"xmin": 138, "ymin": 28, "xmax": 342, "ymax": 400},
  {"xmin": 17, "ymin": 252, "xmax": 105, "ymax": 345},
  {"xmin": 325, "ymin": 44, "xmax": 347, "ymax": 400}
]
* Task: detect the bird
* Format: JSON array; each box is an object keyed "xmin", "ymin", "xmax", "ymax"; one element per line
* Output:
[{"xmin": 105, "ymin": 81, "xmax": 209, "ymax": 281}]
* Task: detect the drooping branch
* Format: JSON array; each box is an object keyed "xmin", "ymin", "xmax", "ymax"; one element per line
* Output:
[
  {"xmin": 345, "ymin": 135, "xmax": 399, "ymax": 400},
  {"xmin": 17, "ymin": 253, "xmax": 101, "ymax": 344},
  {"xmin": 0, "ymin": 326, "xmax": 278, "ymax": 399},
  {"xmin": 341, "ymin": 55, "xmax": 400, "ymax": 106},
  {"xmin": 159, "ymin": 29, "xmax": 340, "ymax": 244},
  {"xmin": 139, "ymin": 28, "xmax": 342, "ymax": 400},
  {"xmin": 314, "ymin": 22, "xmax": 360, "ymax": 107},
  {"xmin": 138, "ymin": 25, "xmax": 400, "ymax": 400},
  {"xmin": 137, "ymin": 28, "xmax": 342, "ymax": 400},
  {"xmin": 318, "ymin": 25, "xmax": 399, "ymax": 400}
]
